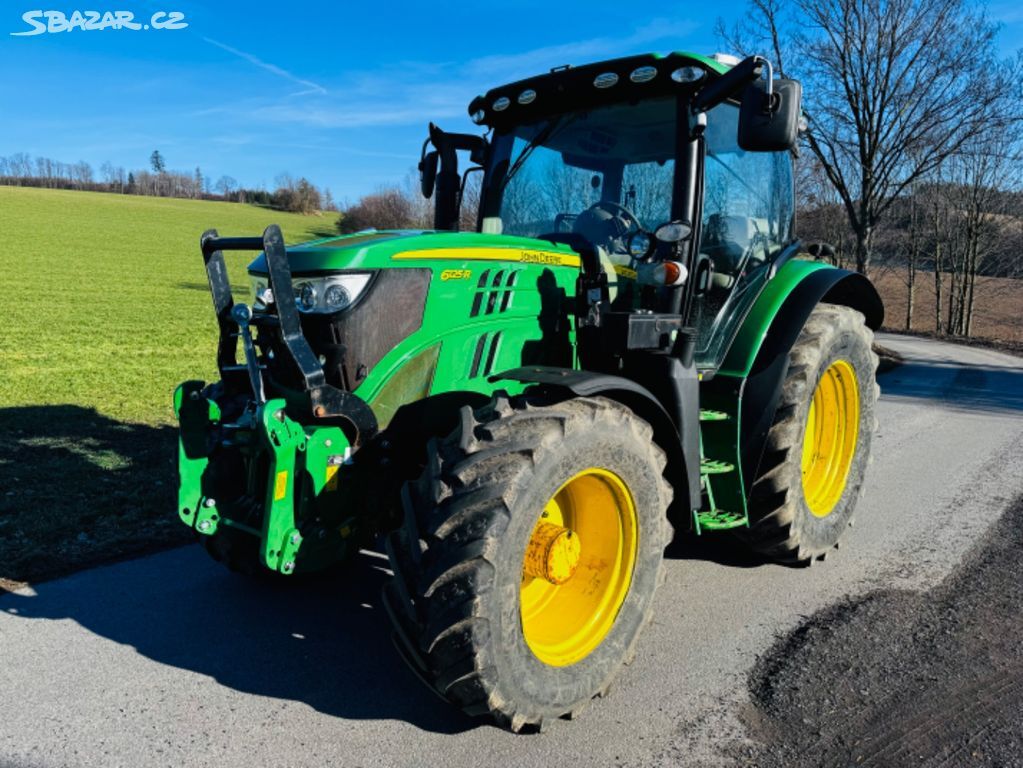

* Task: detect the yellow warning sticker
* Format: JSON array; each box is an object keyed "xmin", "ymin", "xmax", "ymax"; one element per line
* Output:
[
  {"xmin": 273, "ymin": 470, "xmax": 289, "ymax": 501},
  {"xmin": 613, "ymin": 264, "xmax": 638, "ymax": 280},
  {"xmin": 324, "ymin": 465, "xmax": 339, "ymax": 492}
]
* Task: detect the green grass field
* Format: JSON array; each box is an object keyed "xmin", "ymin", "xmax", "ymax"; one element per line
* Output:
[{"xmin": 0, "ymin": 186, "xmax": 337, "ymax": 588}]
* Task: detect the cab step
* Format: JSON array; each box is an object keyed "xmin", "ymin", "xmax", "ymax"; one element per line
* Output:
[
  {"xmin": 700, "ymin": 458, "xmax": 735, "ymax": 475},
  {"xmin": 699, "ymin": 409, "xmax": 730, "ymax": 422},
  {"xmin": 693, "ymin": 509, "xmax": 748, "ymax": 531}
]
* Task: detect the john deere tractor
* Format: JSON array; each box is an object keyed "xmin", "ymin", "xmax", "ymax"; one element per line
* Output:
[{"xmin": 175, "ymin": 51, "xmax": 882, "ymax": 731}]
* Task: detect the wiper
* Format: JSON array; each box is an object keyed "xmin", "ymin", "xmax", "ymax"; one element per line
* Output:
[{"xmin": 500, "ymin": 115, "xmax": 571, "ymax": 191}]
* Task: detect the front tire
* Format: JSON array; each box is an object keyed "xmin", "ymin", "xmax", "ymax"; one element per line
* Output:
[
  {"xmin": 741, "ymin": 303, "xmax": 879, "ymax": 563},
  {"xmin": 383, "ymin": 394, "xmax": 673, "ymax": 731}
]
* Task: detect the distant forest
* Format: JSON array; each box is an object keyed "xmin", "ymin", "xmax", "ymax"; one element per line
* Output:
[{"xmin": 0, "ymin": 149, "xmax": 336, "ymax": 215}]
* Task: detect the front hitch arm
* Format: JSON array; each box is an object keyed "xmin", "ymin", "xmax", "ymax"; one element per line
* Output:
[{"xmin": 198, "ymin": 225, "xmax": 378, "ymax": 444}]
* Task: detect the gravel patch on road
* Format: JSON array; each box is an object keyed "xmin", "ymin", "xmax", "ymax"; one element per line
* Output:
[{"xmin": 740, "ymin": 495, "xmax": 1023, "ymax": 767}]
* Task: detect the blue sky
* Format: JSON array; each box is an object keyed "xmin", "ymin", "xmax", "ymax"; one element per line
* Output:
[{"xmin": 2, "ymin": 0, "xmax": 1021, "ymax": 202}]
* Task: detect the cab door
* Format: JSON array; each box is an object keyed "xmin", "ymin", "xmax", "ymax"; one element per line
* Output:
[{"xmin": 691, "ymin": 103, "xmax": 796, "ymax": 372}]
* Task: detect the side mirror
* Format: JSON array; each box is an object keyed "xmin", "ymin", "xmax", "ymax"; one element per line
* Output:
[
  {"xmin": 655, "ymin": 220, "xmax": 693, "ymax": 244},
  {"xmin": 738, "ymin": 78, "xmax": 802, "ymax": 152},
  {"xmin": 419, "ymin": 150, "xmax": 439, "ymax": 199}
]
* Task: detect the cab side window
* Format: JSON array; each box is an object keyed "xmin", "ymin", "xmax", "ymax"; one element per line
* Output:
[{"xmin": 694, "ymin": 104, "xmax": 795, "ymax": 369}]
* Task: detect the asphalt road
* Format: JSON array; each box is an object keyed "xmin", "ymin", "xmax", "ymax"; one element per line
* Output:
[{"xmin": 2, "ymin": 333, "xmax": 1022, "ymax": 768}]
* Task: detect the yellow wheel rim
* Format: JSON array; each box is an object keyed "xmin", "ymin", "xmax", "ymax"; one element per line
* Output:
[
  {"xmin": 801, "ymin": 359, "xmax": 860, "ymax": 518},
  {"xmin": 520, "ymin": 468, "xmax": 638, "ymax": 667}
]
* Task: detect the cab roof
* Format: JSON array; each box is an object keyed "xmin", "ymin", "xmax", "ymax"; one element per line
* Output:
[{"xmin": 468, "ymin": 51, "xmax": 731, "ymax": 131}]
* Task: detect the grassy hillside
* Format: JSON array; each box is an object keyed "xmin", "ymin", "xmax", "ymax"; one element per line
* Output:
[
  {"xmin": 0, "ymin": 187, "xmax": 336, "ymax": 587},
  {"xmin": 0, "ymin": 186, "xmax": 335, "ymax": 423}
]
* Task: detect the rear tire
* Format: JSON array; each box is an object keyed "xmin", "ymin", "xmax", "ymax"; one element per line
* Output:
[
  {"xmin": 383, "ymin": 394, "xmax": 673, "ymax": 731},
  {"xmin": 740, "ymin": 303, "xmax": 879, "ymax": 563}
]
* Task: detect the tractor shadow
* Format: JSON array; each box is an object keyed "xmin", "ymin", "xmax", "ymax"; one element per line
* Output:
[
  {"xmin": 0, "ymin": 405, "xmax": 474, "ymax": 734},
  {"xmin": 877, "ymin": 359, "xmax": 1023, "ymax": 415},
  {"xmin": 664, "ymin": 529, "xmax": 775, "ymax": 569},
  {"xmin": 0, "ymin": 405, "xmax": 186, "ymax": 590},
  {"xmin": 0, "ymin": 547, "xmax": 475, "ymax": 734}
]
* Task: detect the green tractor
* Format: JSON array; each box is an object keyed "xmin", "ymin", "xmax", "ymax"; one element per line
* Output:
[{"xmin": 175, "ymin": 51, "xmax": 882, "ymax": 731}]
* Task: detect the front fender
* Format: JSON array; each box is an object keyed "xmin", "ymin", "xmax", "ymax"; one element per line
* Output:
[{"xmin": 490, "ymin": 366, "xmax": 700, "ymax": 514}]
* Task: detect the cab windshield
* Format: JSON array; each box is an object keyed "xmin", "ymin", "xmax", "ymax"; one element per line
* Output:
[
  {"xmin": 483, "ymin": 96, "xmax": 678, "ymax": 256},
  {"xmin": 479, "ymin": 95, "xmax": 795, "ymax": 371}
]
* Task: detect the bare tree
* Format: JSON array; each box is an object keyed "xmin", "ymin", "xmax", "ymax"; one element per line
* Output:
[
  {"xmin": 272, "ymin": 176, "xmax": 322, "ymax": 214},
  {"xmin": 458, "ymin": 170, "xmax": 484, "ymax": 232},
  {"xmin": 903, "ymin": 179, "xmax": 922, "ymax": 329},
  {"xmin": 794, "ymin": 153, "xmax": 852, "ymax": 268},
  {"xmin": 338, "ymin": 188, "xmax": 421, "ymax": 233},
  {"xmin": 215, "ymin": 175, "xmax": 237, "ymax": 197},
  {"xmin": 721, "ymin": 0, "xmax": 1019, "ymax": 274},
  {"xmin": 622, "ymin": 161, "xmax": 675, "ymax": 229},
  {"xmin": 930, "ymin": 128, "xmax": 1023, "ymax": 336},
  {"xmin": 322, "ymin": 188, "xmax": 338, "ymax": 212},
  {"xmin": 401, "ymin": 169, "xmax": 433, "ymax": 228},
  {"xmin": 71, "ymin": 161, "xmax": 93, "ymax": 188}
]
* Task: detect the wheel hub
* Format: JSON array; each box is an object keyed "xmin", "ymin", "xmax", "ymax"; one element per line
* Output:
[
  {"xmin": 523, "ymin": 522, "xmax": 582, "ymax": 585},
  {"xmin": 519, "ymin": 468, "xmax": 638, "ymax": 667}
]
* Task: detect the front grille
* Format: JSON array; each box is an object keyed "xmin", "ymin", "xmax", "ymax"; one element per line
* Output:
[{"xmin": 259, "ymin": 268, "xmax": 431, "ymax": 392}]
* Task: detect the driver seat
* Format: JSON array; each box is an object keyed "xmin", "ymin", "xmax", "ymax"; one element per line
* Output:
[{"xmin": 701, "ymin": 214, "xmax": 751, "ymax": 290}]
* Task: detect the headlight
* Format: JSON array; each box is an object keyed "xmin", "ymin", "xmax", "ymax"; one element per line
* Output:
[
  {"xmin": 250, "ymin": 273, "xmax": 373, "ymax": 313},
  {"xmin": 250, "ymin": 275, "xmax": 273, "ymax": 307},
  {"xmin": 291, "ymin": 273, "xmax": 374, "ymax": 314},
  {"xmin": 324, "ymin": 283, "xmax": 350, "ymax": 311}
]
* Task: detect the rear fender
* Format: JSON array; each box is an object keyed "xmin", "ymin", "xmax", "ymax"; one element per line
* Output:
[{"xmin": 714, "ymin": 261, "xmax": 883, "ymax": 497}]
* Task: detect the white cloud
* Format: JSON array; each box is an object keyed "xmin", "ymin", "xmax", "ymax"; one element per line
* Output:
[
  {"xmin": 203, "ymin": 37, "xmax": 327, "ymax": 96},
  {"xmin": 210, "ymin": 19, "xmax": 702, "ymax": 129},
  {"xmin": 464, "ymin": 18, "xmax": 700, "ymax": 80}
]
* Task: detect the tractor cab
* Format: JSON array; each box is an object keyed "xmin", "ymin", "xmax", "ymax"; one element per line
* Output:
[{"xmin": 421, "ymin": 51, "xmax": 801, "ymax": 372}]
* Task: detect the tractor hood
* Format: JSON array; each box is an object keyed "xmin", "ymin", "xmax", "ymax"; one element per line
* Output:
[{"xmin": 247, "ymin": 230, "xmax": 582, "ymax": 275}]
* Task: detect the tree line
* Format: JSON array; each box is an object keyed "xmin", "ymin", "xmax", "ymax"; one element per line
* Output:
[
  {"xmin": 720, "ymin": 0, "xmax": 1023, "ymax": 340},
  {"xmin": 0, "ymin": 148, "xmax": 337, "ymax": 215},
  {"xmin": 336, "ymin": 170, "xmax": 480, "ymax": 234}
]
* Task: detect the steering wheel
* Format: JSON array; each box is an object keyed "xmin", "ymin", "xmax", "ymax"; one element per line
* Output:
[
  {"xmin": 591, "ymin": 200, "xmax": 641, "ymax": 233},
  {"xmin": 573, "ymin": 200, "xmax": 642, "ymax": 251}
]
